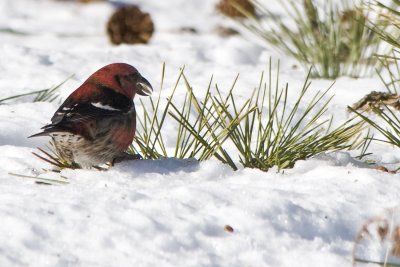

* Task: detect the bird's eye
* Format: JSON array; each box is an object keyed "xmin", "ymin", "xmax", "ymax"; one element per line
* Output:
[
  {"xmin": 115, "ymin": 75, "xmax": 122, "ymax": 87},
  {"xmin": 127, "ymin": 72, "xmax": 139, "ymax": 82}
]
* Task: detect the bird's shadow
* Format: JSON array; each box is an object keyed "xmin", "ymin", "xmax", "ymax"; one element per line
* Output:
[{"xmin": 114, "ymin": 157, "xmax": 201, "ymax": 175}]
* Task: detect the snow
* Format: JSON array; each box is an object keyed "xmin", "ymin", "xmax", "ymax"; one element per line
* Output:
[{"xmin": 0, "ymin": 0, "xmax": 400, "ymax": 266}]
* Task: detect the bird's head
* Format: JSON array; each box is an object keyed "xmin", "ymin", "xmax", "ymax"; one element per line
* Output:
[{"xmin": 86, "ymin": 63, "xmax": 153, "ymax": 99}]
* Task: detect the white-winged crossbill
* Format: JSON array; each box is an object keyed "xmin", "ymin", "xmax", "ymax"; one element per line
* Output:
[{"xmin": 30, "ymin": 63, "xmax": 152, "ymax": 168}]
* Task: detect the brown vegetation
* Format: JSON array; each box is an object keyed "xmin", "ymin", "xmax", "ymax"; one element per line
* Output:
[{"xmin": 107, "ymin": 5, "xmax": 154, "ymax": 45}]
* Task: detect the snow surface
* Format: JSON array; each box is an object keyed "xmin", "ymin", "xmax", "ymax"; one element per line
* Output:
[{"xmin": 1, "ymin": 0, "xmax": 400, "ymax": 266}]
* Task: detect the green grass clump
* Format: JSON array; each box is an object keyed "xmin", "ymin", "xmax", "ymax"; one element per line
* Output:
[
  {"xmin": 194, "ymin": 61, "xmax": 364, "ymax": 171},
  {"xmin": 132, "ymin": 61, "xmax": 364, "ymax": 172},
  {"xmin": 236, "ymin": 0, "xmax": 383, "ymax": 79}
]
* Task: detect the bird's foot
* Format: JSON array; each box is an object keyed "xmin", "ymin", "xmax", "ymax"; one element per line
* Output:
[{"xmin": 110, "ymin": 152, "xmax": 143, "ymax": 166}]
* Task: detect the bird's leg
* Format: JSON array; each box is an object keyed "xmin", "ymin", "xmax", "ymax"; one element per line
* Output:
[
  {"xmin": 110, "ymin": 152, "xmax": 143, "ymax": 166},
  {"xmin": 70, "ymin": 162, "xmax": 82, "ymax": 169},
  {"xmin": 93, "ymin": 165, "xmax": 109, "ymax": 171}
]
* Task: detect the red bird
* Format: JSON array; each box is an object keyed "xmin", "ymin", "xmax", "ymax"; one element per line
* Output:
[{"xmin": 30, "ymin": 63, "xmax": 152, "ymax": 168}]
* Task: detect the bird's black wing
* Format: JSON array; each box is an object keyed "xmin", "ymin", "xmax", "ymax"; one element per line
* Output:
[
  {"xmin": 50, "ymin": 85, "xmax": 133, "ymax": 125},
  {"xmin": 30, "ymin": 87, "xmax": 133, "ymax": 140}
]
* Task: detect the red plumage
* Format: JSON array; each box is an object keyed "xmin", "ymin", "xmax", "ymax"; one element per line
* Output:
[{"xmin": 30, "ymin": 63, "xmax": 152, "ymax": 168}]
